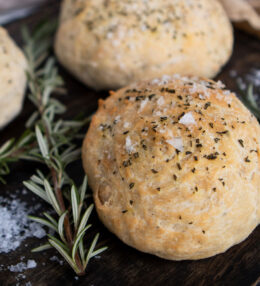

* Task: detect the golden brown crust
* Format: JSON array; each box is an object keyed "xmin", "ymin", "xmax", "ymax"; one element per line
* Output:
[
  {"xmin": 82, "ymin": 75, "xmax": 260, "ymax": 260},
  {"xmin": 0, "ymin": 27, "xmax": 27, "ymax": 128},
  {"xmin": 56, "ymin": 0, "xmax": 233, "ymax": 90}
]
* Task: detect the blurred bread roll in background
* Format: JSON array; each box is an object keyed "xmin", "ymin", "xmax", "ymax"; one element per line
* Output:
[
  {"xmin": 55, "ymin": 0, "xmax": 233, "ymax": 90},
  {"xmin": 219, "ymin": 0, "xmax": 260, "ymax": 38},
  {"xmin": 0, "ymin": 0, "xmax": 45, "ymax": 10},
  {"xmin": 0, "ymin": 27, "xmax": 27, "ymax": 129}
]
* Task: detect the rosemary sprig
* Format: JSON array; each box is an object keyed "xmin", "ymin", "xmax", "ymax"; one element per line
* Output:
[
  {"xmin": 0, "ymin": 21, "xmax": 106, "ymax": 275},
  {"xmin": 238, "ymin": 84, "xmax": 260, "ymax": 120}
]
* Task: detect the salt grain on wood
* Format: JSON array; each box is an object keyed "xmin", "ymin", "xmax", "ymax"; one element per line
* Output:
[
  {"xmin": 8, "ymin": 260, "xmax": 37, "ymax": 272},
  {"xmin": 0, "ymin": 196, "xmax": 46, "ymax": 253}
]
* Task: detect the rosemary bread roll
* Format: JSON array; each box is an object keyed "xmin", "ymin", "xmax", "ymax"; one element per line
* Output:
[
  {"xmin": 55, "ymin": 0, "xmax": 233, "ymax": 90},
  {"xmin": 82, "ymin": 75, "xmax": 260, "ymax": 260},
  {"xmin": 0, "ymin": 27, "xmax": 27, "ymax": 128}
]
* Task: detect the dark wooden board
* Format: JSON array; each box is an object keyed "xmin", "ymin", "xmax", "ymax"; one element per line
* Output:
[{"xmin": 0, "ymin": 2, "xmax": 260, "ymax": 285}]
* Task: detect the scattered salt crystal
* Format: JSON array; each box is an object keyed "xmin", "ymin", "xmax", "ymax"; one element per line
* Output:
[
  {"xmin": 119, "ymin": 62, "xmax": 126, "ymax": 70},
  {"xmin": 222, "ymin": 90, "xmax": 233, "ymax": 104},
  {"xmin": 112, "ymin": 39, "xmax": 120, "ymax": 47},
  {"xmin": 127, "ymin": 29, "xmax": 134, "ymax": 37},
  {"xmin": 125, "ymin": 136, "xmax": 135, "ymax": 153},
  {"xmin": 8, "ymin": 260, "xmax": 37, "ymax": 272},
  {"xmin": 154, "ymin": 110, "xmax": 162, "ymax": 116},
  {"xmin": 139, "ymin": 98, "xmax": 148, "ymax": 111},
  {"xmin": 17, "ymin": 273, "xmax": 26, "ymax": 280},
  {"xmin": 8, "ymin": 262, "xmax": 25, "ymax": 272},
  {"xmin": 104, "ymin": 150, "xmax": 111, "ymax": 159},
  {"xmin": 25, "ymin": 282, "xmax": 32, "ymax": 286},
  {"xmin": 157, "ymin": 97, "xmax": 165, "ymax": 105},
  {"xmin": 237, "ymin": 77, "xmax": 247, "ymax": 90},
  {"xmin": 50, "ymin": 256, "xmax": 64, "ymax": 266},
  {"xmin": 27, "ymin": 260, "xmax": 37, "ymax": 269},
  {"xmin": 159, "ymin": 128, "xmax": 166, "ymax": 133},
  {"xmin": 33, "ymin": 228, "xmax": 46, "ymax": 239},
  {"xmin": 117, "ymin": 29, "xmax": 126, "ymax": 40},
  {"xmin": 114, "ymin": 115, "xmax": 121, "ymax": 123},
  {"xmin": 123, "ymin": 122, "xmax": 130, "ymax": 128},
  {"xmin": 161, "ymin": 75, "xmax": 171, "ymax": 83},
  {"xmin": 141, "ymin": 24, "xmax": 148, "ymax": 31},
  {"xmin": 188, "ymin": 82, "xmax": 210, "ymax": 98},
  {"xmin": 151, "ymin": 78, "xmax": 159, "ymax": 85},
  {"xmin": 189, "ymin": 84, "xmax": 199, "ymax": 94},
  {"xmin": 216, "ymin": 93, "xmax": 223, "ymax": 100},
  {"xmin": 115, "ymin": 53, "xmax": 121, "ymax": 60},
  {"xmin": 246, "ymin": 69, "xmax": 260, "ymax": 87},
  {"xmin": 128, "ymin": 42, "xmax": 135, "ymax": 50},
  {"xmin": 166, "ymin": 137, "xmax": 183, "ymax": 152},
  {"xmin": 0, "ymin": 196, "xmax": 46, "ymax": 253},
  {"xmin": 179, "ymin": 112, "xmax": 196, "ymax": 125},
  {"xmin": 229, "ymin": 68, "xmax": 260, "ymax": 105},
  {"xmin": 151, "ymin": 75, "xmax": 171, "ymax": 86},
  {"xmin": 106, "ymin": 32, "xmax": 113, "ymax": 39},
  {"xmin": 216, "ymin": 80, "xmax": 225, "ymax": 89},
  {"xmin": 223, "ymin": 90, "xmax": 231, "ymax": 96}
]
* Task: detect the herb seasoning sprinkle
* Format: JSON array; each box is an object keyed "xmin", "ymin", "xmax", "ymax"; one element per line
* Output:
[{"xmin": 129, "ymin": 183, "xmax": 135, "ymax": 189}]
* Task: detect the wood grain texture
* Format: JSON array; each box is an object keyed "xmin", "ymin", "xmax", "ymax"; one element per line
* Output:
[{"xmin": 0, "ymin": 2, "xmax": 259, "ymax": 285}]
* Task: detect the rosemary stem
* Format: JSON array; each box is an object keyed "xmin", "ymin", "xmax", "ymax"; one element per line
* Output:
[
  {"xmin": 33, "ymin": 71, "xmax": 85, "ymax": 273},
  {"xmin": 50, "ymin": 167, "xmax": 84, "ymax": 273},
  {"xmin": 8, "ymin": 142, "xmax": 37, "ymax": 159}
]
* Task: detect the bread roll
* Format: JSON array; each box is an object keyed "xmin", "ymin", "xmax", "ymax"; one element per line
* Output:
[
  {"xmin": 0, "ymin": 27, "xmax": 27, "ymax": 128},
  {"xmin": 82, "ymin": 75, "xmax": 260, "ymax": 260},
  {"xmin": 55, "ymin": 0, "xmax": 233, "ymax": 90},
  {"xmin": 219, "ymin": 0, "xmax": 260, "ymax": 38}
]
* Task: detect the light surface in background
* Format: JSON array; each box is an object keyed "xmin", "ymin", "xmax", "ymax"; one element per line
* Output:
[
  {"xmin": 0, "ymin": 0, "xmax": 45, "ymax": 11},
  {"xmin": 0, "ymin": 0, "xmax": 47, "ymax": 25}
]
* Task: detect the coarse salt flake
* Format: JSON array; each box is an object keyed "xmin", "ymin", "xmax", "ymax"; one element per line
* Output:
[
  {"xmin": 139, "ymin": 98, "xmax": 148, "ymax": 111},
  {"xmin": 166, "ymin": 137, "xmax": 183, "ymax": 152},
  {"xmin": 179, "ymin": 112, "xmax": 196, "ymax": 125},
  {"xmin": 157, "ymin": 97, "xmax": 165, "ymax": 106},
  {"xmin": 114, "ymin": 115, "xmax": 121, "ymax": 123},
  {"xmin": 125, "ymin": 136, "xmax": 135, "ymax": 153},
  {"xmin": 8, "ymin": 260, "xmax": 37, "ymax": 273},
  {"xmin": 123, "ymin": 122, "xmax": 130, "ymax": 128},
  {"xmin": 0, "ymin": 196, "xmax": 46, "ymax": 254}
]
